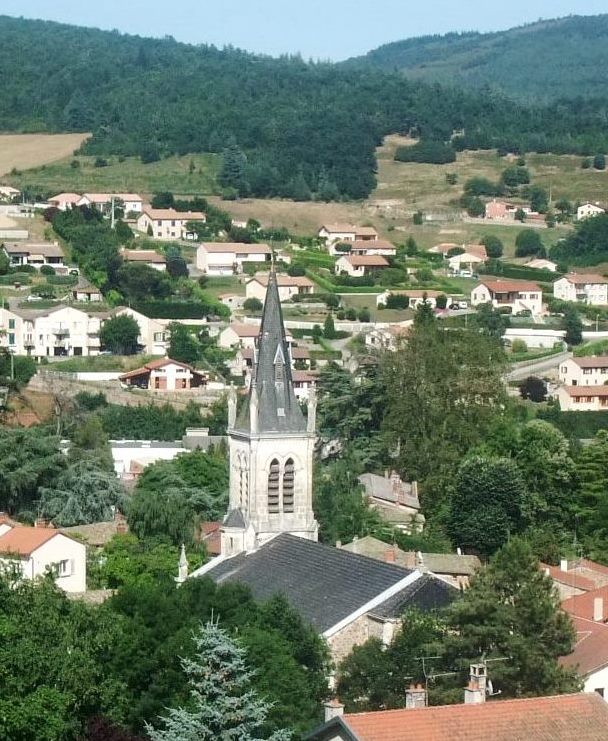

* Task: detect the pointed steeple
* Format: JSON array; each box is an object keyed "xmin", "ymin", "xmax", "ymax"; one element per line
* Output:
[{"xmin": 235, "ymin": 270, "xmax": 306, "ymax": 434}]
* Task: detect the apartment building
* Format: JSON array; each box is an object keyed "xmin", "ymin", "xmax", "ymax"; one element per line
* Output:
[{"xmin": 553, "ymin": 273, "xmax": 608, "ymax": 306}]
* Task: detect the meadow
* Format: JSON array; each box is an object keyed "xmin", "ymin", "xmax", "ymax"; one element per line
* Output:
[{"xmin": 0, "ymin": 133, "xmax": 89, "ymax": 177}]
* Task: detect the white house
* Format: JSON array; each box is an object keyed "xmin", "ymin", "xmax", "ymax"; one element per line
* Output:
[
  {"xmin": 577, "ymin": 203, "xmax": 605, "ymax": 221},
  {"xmin": 557, "ymin": 385, "xmax": 608, "ymax": 411},
  {"xmin": 335, "ymin": 254, "xmax": 389, "ymax": 277},
  {"xmin": 72, "ymin": 281, "xmax": 103, "ymax": 303},
  {"xmin": 48, "ymin": 193, "xmax": 81, "ymax": 211},
  {"xmin": 119, "ymin": 358, "xmax": 207, "ymax": 391},
  {"xmin": 77, "ymin": 193, "xmax": 143, "ymax": 215},
  {"xmin": 0, "ymin": 305, "xmax": 104, "ymax": 357},
  {"xmin": 0, "ymin": 186, "xmax": 20, "ymax": 201},
  {"xmin": 2, "ymin": 242, "xmax": 65, "ymax": 270},
  {"xmin": 218, "ymin": 323, "xmax": 262, "ymax": 349},
  {"xmin": 291, "ymin": 370, "xmax": 318, "ymax": 401},
  {"xmin": 0, "ymin": 521, "xmax": 86, "ymax": 593},
  {"xmin": 121, "ymin": 248, "xmax": 167, "ymax": 271},
  {"xmin": 246, "ymin": 274, "xmax": 314, "ymax": 302},
  {"xmin": 553, "ymin": 273, "xmax": 608, "ymax": 306},
  {"xmin": 196, "ymin": 243, "xmax": 272, "ymax": 275},
  {"xmin": 114, "ymin": 307, "xmax": 169, "ymax": 355},
  {"xmin": 471, "ymin": 279, "xmax": 543, "ymax": 316},
  {"xmin": 136, "ymin": 208, "xmax": 206, "ymax": 240},
  {"xmin": 329, "ymin": 239, "xmax": 396, "ymax": 257},
  {"xmin": 364, "ymin": 325, "xmax": 410, "ymax": 352},
  {"xmin": 447, "ymin": 245, "xmax": 487, "ymax": 273},
  {"xmin": 559, "ymin": 356, "xmax": 608, "ymax": 386},
  {"xmin": 318, "ymin": 223, "xmax": 378, "ymax": 245},
  {"xmin": 376, "ymin": 290, "xmax": 447, "ymax": 309}
]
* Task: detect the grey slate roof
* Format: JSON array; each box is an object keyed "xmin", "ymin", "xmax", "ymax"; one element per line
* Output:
[
  {"xmin": 223, "ymin": 509, "xmax": 246, "ymax": 528},
  {"xmin": 235, "ymin": 271, "xmax": 306, "ymax": 434},
  {"xmin": 203, "ymin": 533, "xmax": 415, "ymax": 632},
  {"xmin": 371, "ymin": 573, "xmax": 459, "ymax": 619}
]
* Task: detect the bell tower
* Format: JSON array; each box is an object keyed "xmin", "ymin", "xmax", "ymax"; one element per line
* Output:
[{"xmin": 221, "ymin": 271, "xmax": 318, "ymax": 555}]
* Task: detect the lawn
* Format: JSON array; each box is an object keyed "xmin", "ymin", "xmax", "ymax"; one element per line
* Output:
[
  {"xmin": 0, "ymin": 133, "xmax": 89, "ymax": 177},
  {"xmin": 46, "ymin": 354, "xmax": 154, "ymax": 372},
  {"xmin": 201, "ymin": 276, "xmax": 245, "ymax": 300},
  {"xmin": 7, "ymin": 153, "xmax": 219, "ymax": 198}
]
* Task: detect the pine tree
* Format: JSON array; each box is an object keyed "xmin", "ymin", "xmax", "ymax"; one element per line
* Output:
[
  {"xmin": 147, "ymin": 621, "xmax": 290, "ymax": 741},
  {"xmin": 219, "ymin": 143, "xmax": 248, "ymax": 194}
]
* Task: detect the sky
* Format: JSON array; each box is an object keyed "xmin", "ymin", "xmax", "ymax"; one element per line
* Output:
[{"xmin": 1, "ymin": 1, "xmax": 606, "ymax": 60}]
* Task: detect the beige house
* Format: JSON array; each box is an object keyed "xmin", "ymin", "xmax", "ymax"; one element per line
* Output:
[
  {"xmin": 136, "ymin": 208, "xmax": 206, "ymax": 240},
  {"xmin": 218, "ymin": 322, "xmax": 262, "ymax": 349},
  {"xmin": 447, "ymin": 245, "xmax": 487, "ymax": 273},
  {"xmin": 577, "ymin": 202, "xmax": 605, "ymax": 221},
  {"xmin": 0, "ymin": 185, "xmax": 20, "ymax": 201},
  {"xmin": 119, "ymin": 358, "xmax": 207, "ymax": 391},
  {"xmin": 72, "ymin": 281, "xmax": 103, "ymax": 303},
  {"xmin": 246, "ymin": 273, "xmax": 314, "ymax": 302},
  {"xmin": 471, "ymin": 279, "xmax": 542, "ymax": 316},
  {"xmin": 335, "ymin": 254, "xmax": 389, "ymax": 277},
  {"xmin": 77, "ymin": 192, "xmax": 143, "ymax": 215},
  {"xmin": 554, "ymin": 273, "xmax": 608, "ymax": 306},
  {"xmin": 114, "ymin": 307, "xmax": 168, "ymax": 355},
  {"xmin": 0, "ymin": 519, "xmax": 86, "ymax": 593},
  {"xmin": 364, "ymin": 325, "xmax": 410, "ymax": 352},
  {"xmin": 329, "ymin": 239, "xmax": 395, "ymax": 257},
  {"xmin": 318, "ymin": 223, "xmax": 378, "ymax": 245},
  {"xmin": 48, "ymin": 192, "xmax": 81, "ymax": 210},
  {"xmin": 196, "ymin": 242, "xmax": 272, "ymax": 275},
  {"xmin": 526, "ymin": 258, "xmax": 558, "ymax": 271},
  {"xmin": 559, "ymin": 356, "xmax": 608, "ymax": 386},
  {"xmin": 2, "ymin": 242, "xmax": 65, "ymax": 270},
  {"xmin": 558, "ymin": 385, "xmax": 608, "ymax": 411},
  {"xmin": 358, "ymin": 471, "xmax": 423, "ymax": 533},
  {"xmin": 121, "ymin": 248, "xmax": 167, "ymax": 271}
]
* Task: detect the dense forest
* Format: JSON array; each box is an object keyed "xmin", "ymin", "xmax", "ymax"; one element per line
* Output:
[
  {"xmin": 346, "ymin": 15, "xmax": 608, "ymax": 103},
  {"xmin": 2, "ymin": 16, "xmax": 608, "ymax": 199}
]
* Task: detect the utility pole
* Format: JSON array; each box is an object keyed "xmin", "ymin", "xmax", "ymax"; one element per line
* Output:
[
  {"xmin": 9, "ymin": 350, "xmax": 14, "ymax": 381},
  {"xmin": 111, "ymin": 196, "xmax": 116, "ymax": 230}
]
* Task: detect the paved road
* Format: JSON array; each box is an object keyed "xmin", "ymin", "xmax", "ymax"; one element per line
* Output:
[{"xmin": 506, "ymin": 351, "xmax": 571, "ymax": 381}]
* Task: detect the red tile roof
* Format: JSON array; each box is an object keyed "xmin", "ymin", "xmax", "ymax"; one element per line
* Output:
[
  {"xmin": 249, "ymin": 274, "xmax": 314, "ymax": 287},
  {"xmin": 48, "ymin": 192, "xmax": 81, "ymax": 203},
  {"xmin": 0, "ymin": 527, "xmax": 60, "ymax": 556},
  {"xmin": 572, "ymin": 356, "xmax": 608, "ymax": 369},
  {"xmin": 200, "ymin": 242, "xmax": 271, "ymax": 254},
  {"xmin": 478, "ymin": 279, "xmax": 541, "ymax": 293},
  {"xmin": 336, "ymin": 693, "xmax": 608, "ymax": 740},
  {"xmin": 119, "ymin": 357, "xmax": 204, "ymax": 380},
  {"xmin": 562, "ymin": 585, "xmax": 608, "ymax": 621},
  {"xmin": 563, "ymin": 273, "xmax": 608, "ymax": 285},
  {"xmin": 121, "ymin": 249, "xmax": 166, "ymax": 264},
  {"xmin": 142, "ymin": 208, "xmax": 205, "ymax": 220},
  {"xmin": 560, "ymin": 615, "xmax": 608, "ymax": 676},
  {"xmin": 341, "ymin": 255, "xmax": 389, "ymax": 267},
  {"xmin": 563, "ymin": 386, "xmax": 608, "ymax": 398},
  {"xmin": 541, "ymin": 563, "xmax": 597, "ymax": 592},
  {"xmin": 351, "ymin": 239, "xmax": 395, "ymax": 251}
]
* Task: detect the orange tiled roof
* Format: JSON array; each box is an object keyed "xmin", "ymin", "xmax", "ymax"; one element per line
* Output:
[
  {"xmin": 0, "ymin": 527, "xmax": 59, "ymax": 557},
  {"xmin": 562, "ymin": 585, "xmax": 608, "ymax": 621},
  {"xmin": 200, "ymin": 242, "xmax": 271, "ymax": 254},
  {"xmin": 337, "ymin": 693, "xmax": 608, "ymax": 740},
  {"xmin": 563, "ymin": 272, "xmax": 608, "ymax": 285},
  {"xmin": 342, "ymin": 255, "xmax": 389, "ymax": 267},
  {"xmin": 563, "ymin": 386, "xmax": 608, "ymax": 398},
  {"xmin": 478, "ymin": 279, "xmax": 541, "ymax": 293},
  {"xmin": 560, "ymin": 615, "xmax": 608, "ymax": 677},
  {"xmin": 541, "ymin": 563, "xmax": 597, "ymax": 591}
]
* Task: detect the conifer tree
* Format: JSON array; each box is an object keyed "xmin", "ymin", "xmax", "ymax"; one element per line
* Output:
[{"xmin": 147, "ymin": 621, "xmax": 290, "ymax": 741}]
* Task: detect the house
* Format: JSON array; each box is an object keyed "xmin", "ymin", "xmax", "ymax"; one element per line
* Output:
[
  {"xmin": 471, "ymin": 279, "xmax": 542, "ymax": 316},
  {"xmin": 305, "ymin": 692, "xmax": 608, "ymax": 741},
  {"xmin": 318, "ymin": 224, "xmax": 378, "ymax": 245},
  {"xmin": 2, "ymin": 241, "xmax": 65, "ymax": 270},
  {"xmin": 218, "ymin": 293, "xmax": 245, "ymax": 310},
  {"xmin": 292, "ymin": 369, "xmax": 319, "ymax": 401},
  {"xmin": 553, "ymin": 273, "xmax": 608, "ymax": 306},
  {"xmin": 232, "ymin": 345, "xmax": 311, "ymax": 385},
  {"xmin": 219, "ymin": 322, "xmax": 262, "ymax": 349},
  {"xmin": 376, "ymin": 290, "xmax": 447, "ymax": 309},
  {"xmin": 558, "ymin": 385, "xmax": 608, "ymax": 411},
  {"xmin": 429, "ymin": 242, "xmax": 459, "ymax": 255},
  {"xmin": 358, "ymin": 471, "xmax": 423, "ymax": 532},
  {"xmin": 113, "ymin": 307, "xmax": 168, "ymax": 355},
  {"xmin": 48, "ymin": 192, "xmax": 81, "ymax": 211},
  {"xmin": 559, "ymin": 356, "xmax": 608, "ymax": 386},
  {"xmin": 335, "ymin": 255, "xmax": 389, "ymax": 277},
  {"xmin": 246, "ymin": 273, "xmax": 315, "ymax": 302},
  {"xmin": 329, "ymin": 239, "xmax": 396, "ymax": 258},
  {"xmin": 364, "ymin": 325, "xmax": 410, "ymax": 352},
  {"xmin": 0, "ymin": 186, "xmax": 20, "ymax": 201},
  {"xmin": 61, "ymin": 512, "xmax": 129, "ymax": 549},
  {"xmin": 577, "ymin": 202, "xmax": 606, "ymax": 221},
  {"xmin": 71, "ymin": 281, "xmax": 103, "ymax": 303},
  {"xmin": 447, "ymin": 245, "xmax": 487, "ymax": 273},
  {"xmin": 0, "ymin": 304, "xmax": 104, "ymax": 357},
  {"xmin": 526, "ymin": 257, "xmax": 558, "ymax": 272},
  {"xmin": 77, "ymin": 193, "xmax": 143, "ymax": 215},
  {"xmin": 121, "ymin": 248, "xmax": 167, "ymax": 271},
  {"xmin": 136, "ymin": 208, "xmax": 206, "ymax": 240},
  {"xmin": 542, "ymin": 557, "xmax": 608, "ymax": 600},
  {"xmin": 0, "ymin": 521, "xmax": 86, "ymax": 593},
  {"xmin": 118, "ymin": 358, "xmax": 207, "ymax": 391},
  {"xmin": 484, "ymin": 200, "xmax": 509, "ymax": 220},
  {"xmin": 196, "ymin": 242, "xmax": 272, "ymax": 275}
]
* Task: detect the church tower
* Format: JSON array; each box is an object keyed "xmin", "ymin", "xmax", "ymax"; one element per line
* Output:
[{"xmin": 221, "ymin": 271, "xmax": 318, "ymax": 556}]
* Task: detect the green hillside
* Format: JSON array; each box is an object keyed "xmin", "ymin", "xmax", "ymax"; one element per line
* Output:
[{"xmin": 347, "ymin": 15, "xmax": 608, "ymax": 102}]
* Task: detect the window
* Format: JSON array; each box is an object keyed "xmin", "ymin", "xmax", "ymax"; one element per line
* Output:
[
  {"xmin": 268, "ymin": 459, "xmax": 280, "ymax": 513},
  {"xmin": 584, "ymin": 369, "xmax": 592, "ymax": 375},
  {"xmin": 171, "ymin": 220, "xmax": 176, "ymax": 227},
  {"xmin": 8, "ymin": 319, "xmax": 15, "ymax": 329},
  {"xmin": 8, "ymin": 333, "xmax": 15, "ymax": 345},
  {"xmin": 595, "ymin": 688, "xmax": 605, "ymax": 698},
  {"xmin": 283, "ymin": 458, "xmax": 295, "ymax": 513},
  {"xmin": 275, "ymin": 355, "xmax": 284, "ymax": 384},
  {"xmin": 54, "ymin": 559, "xmax": 72, "ymax": 577},
  {"xmin": 153, "ymin": 332, "xmax": 165, "ymax": 342}
]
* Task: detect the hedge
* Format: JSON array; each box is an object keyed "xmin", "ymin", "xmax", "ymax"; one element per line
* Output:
[
  {"xmin": 0, "ymin": 273, "xmax": 31, "ymax": 285},
  {"xmin": 306, "ymin": 269, "xmax": 381, "ymax": 294},
  {"xmin": 132, "ymin": 300, "xmax": 230, "ymax": 319},
  {"xmin": 537, "ymin": 408, "xmax": 608, "ymax": 439},
  {"xmin": 480, "ymin": 261, "xmax": 562, "ymax": 283}
]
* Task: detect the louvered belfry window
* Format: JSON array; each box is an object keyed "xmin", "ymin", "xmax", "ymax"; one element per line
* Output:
[
  {"xmin": 268, "ymin": 459, "xmax": 280, "ymax": 513},
  {"xmin": 283, "ymin": 458, "xmax": 295, "ymax": 512}
]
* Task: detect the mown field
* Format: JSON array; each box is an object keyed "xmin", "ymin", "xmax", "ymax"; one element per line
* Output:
[{"xmin": 0, "ymin": 133, "xmax": 89, "ymax": 177}]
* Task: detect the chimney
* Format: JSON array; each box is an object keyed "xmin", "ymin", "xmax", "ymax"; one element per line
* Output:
[
  {"xmin": 336, "ymin": 540, "xmax": 342, "ymax": 549},
  {"xmin": 34, "ymin": 517, "xmax": 50, "ymax": 529},
  {"xmin": 464, "ymin": 664, "xmax": 487, "ymax": 705},
  {"xmin": 405, "ymin": 684, "xmax": 427, "ymax": 709},
  {"xmin": 594, "ymin": 597, "xmax": 604, "ymax": 622},
  {"xmin": 323, "ymin": 699, "xmax": 344, "ymax": 722},
  {"xmin": 384, "ymin": 547, "xmax": 396, "ymax": 564},
  {"xmin": 560, "ymin": 558, "xmax": 569, "ymax": 572}
]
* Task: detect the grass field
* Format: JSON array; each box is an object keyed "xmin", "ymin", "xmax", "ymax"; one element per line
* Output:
[
  {"xmin": 7, "ymin": 152, "xmax": 219, "ymax": 197},
  {"xmin": 0, "ymin": 133, "xmax": 89, "ymax": 177}
]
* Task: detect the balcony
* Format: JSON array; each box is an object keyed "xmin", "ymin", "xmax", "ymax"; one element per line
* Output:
[{"xmin": 52, "ymin": 327, "xmax": 70, "ymax": 337}]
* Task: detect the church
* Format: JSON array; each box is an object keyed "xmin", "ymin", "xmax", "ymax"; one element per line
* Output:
[{"xmin": 191, "ymin": 271, "xmax": 456, "ymax": 662}]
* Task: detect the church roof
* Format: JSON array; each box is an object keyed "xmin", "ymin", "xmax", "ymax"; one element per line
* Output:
[
  {"xmin": 235, "ymin": 271, "xmax": 306, "ymax": 434},
  {"xmin": 223, "ymin": 509, "xmax": 246, "ymax": 528},
  {"xmin": 200, "ymin": 533, "xmax": 456, "ymax": 633}
]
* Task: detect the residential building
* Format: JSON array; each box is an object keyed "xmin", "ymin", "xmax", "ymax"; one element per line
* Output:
[
  {"xmin": 305, "ymin": 692, "xmax": 608, "ymax": 741},
  {"xmin": 2, "ymin": 241, "xmax": 65, "ymax": 270},
  {"xmin": 559, "ymin": 356, "xmax": 608, "ymax": 386},
  {"xmin": 136, "ymin": 208, "xmax": 206, "ymax": 240},
  {"xmin": 335, "ymin": 255, "xmax": 389, "ymax": 277},
  {"xmin": 196, "ymin": 242, "xmax": 272, "ymax": 275},
  {"xmin": 542, "ymin": 557, "xmax": 608, "ymax": 600},
  {"xmin": 0, "ymin": 185, "xmax": 20, "ymax": 201},
  {"xmin": 61, "ymin": 512, "xmax": 129, "ymax": 549},
  {"xmin": 318, "ymin": 224, "xmax": 378, "ymax": 245},
  {"xmin": 329, "ymin": 239, "xmax": 396, "ymax": 257},
  {"xmin": 471, "ymin": 279, "xmax": 542, "ymax": 316},
  {"xmin": 219, "ymin": 322, "xmax": 262, "ymax": 349},
  {"xmin": 429, "ymin": 242, "xmax": 459, "ymax": 255},
  {"xmin": 77, "ymin": 193, "xmax": 143, "ymax": 215},
  {"xmin": 364, "ymin": 325, "xmax": 410, "ymax": 352},
  {"xmin": 0, "ymin": 304, "xmax": 104, "ymax": 357},
  {"xmin": 48, "ymin": 192, "xmax": 81, "ymax": 210},
  {"xmin": 447, "ymin": 245, "xmax": 487, "ymax": 273},
  {"xmin": 0, "ymin": 520, "xmax": 86, "ymax": 593},
  {"xmin": 553, "ymin": 273, "xmax": 608, "ymax": 305},
  {"xmin": 484, "ymin": 200, "xmax": 508, "ymax": 219},
  {"xmin": 119, "ymin": 358, "xmax": 207, "ymax": 391},
  {"xmin": 558, "ymin": 385, "xmax": 608, "ymax": 411},
  {"xmin": 358, "ymin": 472, "xmax": 423, "ymax": 533},
  {"xmin": 121, "ymin": 248, "xmax": 167, "ymax": 271},
  {"xmin": 526, "ymin": 257, "xmax": 558, "ymax": 272},
  {"xmin": 246, "ymin": 273, "xmax": 314, "ymax": 302},
  {"xmin": 292, "ymin": 369, "xmax": 319, "ymax": 401},
  {"xmin": 577, "ymin": 202, "xmax": 606, "ymax": 221},
  {"xmin": 113, "ymin": 307, "xmax": 168, "ymax": 355},
  {"xmin": 376, "ymin": 290, "xmax": 447, "ymax": 309},
  {"xmin": 232, "ymin": 345, "xmax": 311, "ymax": 385},
  {"xmin": 71, "ymin": 281, "xmax": 103, "ymax": 303}
]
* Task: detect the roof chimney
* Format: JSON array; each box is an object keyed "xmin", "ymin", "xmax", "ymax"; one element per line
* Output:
[
  {"xmin": 323, "ymin": 699, "xmax": 344, "ymax": 722},
  {"xmin": 336, "ymin": 540, "xmax": 342, "ymax": 549},
  {"xmin": 464, "ymin": 664, "xmax": 487, "ymax": 705},
  {"xmin": 384, "ymin": 547, "xmax": 396, "ymax": 563},
  {"xmin": 594, "ymin": 597, "xmax": 604, "ymax": 622},
  {"xmin": 560, "ymin": 558, "xmax": 569, "ymax": 572},
  {"xmin": 405, "ymin": 684, "xmax": 427, "ymax": 709}
]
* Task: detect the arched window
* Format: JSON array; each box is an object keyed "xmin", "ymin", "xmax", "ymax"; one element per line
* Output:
[
  {"xmin": 268, "ymin": 459, "xmax": 280, "ymax": 513},
  {"xmin": 283, "ymin": 458, "xmax": 295, "ymax": 513},
  {"xmin": 239, "ymin": 461, "xmax": 248, "ymax": 510}
]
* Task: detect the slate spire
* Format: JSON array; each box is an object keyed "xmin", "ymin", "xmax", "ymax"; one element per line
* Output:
[{"xmin": 235, "ymin": 270, "xmax": 306, "ymax": 433}]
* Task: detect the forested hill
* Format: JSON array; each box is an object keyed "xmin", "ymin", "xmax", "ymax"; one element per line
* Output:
[
  {"xmin": 2, "ymin": 16, "xmax": 608, "ymax": 200},
  {"xmin": 345, "ymin": 15, "xmax": 608, "ymax": 103}
]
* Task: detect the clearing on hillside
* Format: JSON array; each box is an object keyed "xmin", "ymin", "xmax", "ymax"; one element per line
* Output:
[{"xmin": 0, "ymin": 133, "xmax": 89, "ymax": 177}]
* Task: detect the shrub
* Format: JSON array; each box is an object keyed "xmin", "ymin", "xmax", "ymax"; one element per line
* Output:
[
  {"xmin": 435, "ymin": 294, "xmax": 448, "ymax": 309},
  {"xmin": 243, "ymin": 297, "xmax": 263, "ymax": 312},
  {"xmin": 94, "ymin": 157, "xmax": 108, "ymax": 168},
  {"xmin": 515, "ymin": 229, "xmax": 545, "ymax": 258},
  {"xmin": 519, "ymin": 376, "xmax": 547, "ymax": 403},
  {"xmin": 481, "ymin": 235, "xmax": 504, "ymax": 258},
  {"xmin": 358, "ymin": 308, "xmax": 371, "ymax": 322},
  {"xmin": 593, "ymin": 153, "xmax": 606, "ymax": 171},
  {"xmin": 287, "ymin": 263, "xmax": 306, "ymax": 277},
  {"xmin": 511, "ymin": 339, "xmax": 528, "ymax": 354},
  {"xmin": 385, "ymin": 294, "xmax": 409, "ymax": 310},
  {"xmin": 40, "ymin": 264, "xmax": 55, "ymax": 276},
  {"xmin": 412, "ymin": 211, "xmax": 424, "ymax": 225}
]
